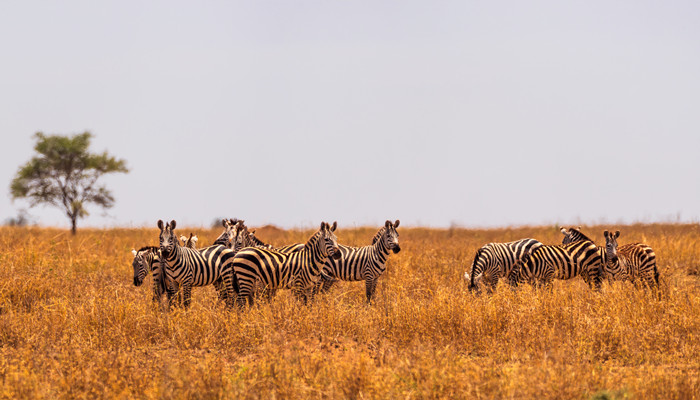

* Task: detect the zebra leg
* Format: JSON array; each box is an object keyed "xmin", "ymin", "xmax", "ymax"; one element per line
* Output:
[
  {"xmin": 365, "ymin": 278, "xmax": 378, "ymax": 305},
  {"xmin": 212, "ymin": 278, "xmax": 228, "ymax": 303},
  {"xmin": 182, "ymin": 284, "xmax": 193, "ymax": 308}
]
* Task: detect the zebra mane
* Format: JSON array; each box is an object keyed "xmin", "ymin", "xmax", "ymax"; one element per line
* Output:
[
  {"xmin": 371, "ymin": 227, "xmax": 386, "ymax": 245},
  {"xmin": 562, "ymin": 227, "xmax": 594, "ymax": 244},
  {"xmin": 136, "ymin": 246, "xmax": 159, "ymax": 253}
]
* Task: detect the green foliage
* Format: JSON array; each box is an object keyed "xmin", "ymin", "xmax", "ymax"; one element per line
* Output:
[{"xmin": 10, "ymin": 132, "xmax": 129, "ymax": 233}]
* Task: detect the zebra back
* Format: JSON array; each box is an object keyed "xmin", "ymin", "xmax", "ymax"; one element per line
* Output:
[
  {"xmin": 467, "ymin": 238, "xmax": 543, "ymax": 292},
  {"xmin": 513, "ymin": 239, "xmax": 602, "ymax": 289}
]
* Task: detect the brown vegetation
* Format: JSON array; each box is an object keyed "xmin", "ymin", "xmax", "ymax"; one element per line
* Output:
[{"xmin": 1, "ymin": 224, "xmax": 699, "ymax": 399}]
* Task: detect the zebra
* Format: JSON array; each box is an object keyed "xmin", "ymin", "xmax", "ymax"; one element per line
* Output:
[
  {"xmin": 157, "ymin": 219, "xmax": 239, "ymax": 308},
  {"xmin": 560, "ymin": 227, "xmax": 660, "ymax": 288},
  {"xmin": 131, "ymin": 246, "xmax": 174, "ymax": 303},
  {"xmin": 231, "ymin": 221, "xmax": 341, "ymax": 308},
  {"xmin": 465, "ymin": 238, "xmax": 543, "ymax": 293},
  {"xmin": 314, "ymin": 220, "xmax": 401, "ymax": 304},
  {"xmin": 180, "ymin": 233, "xmax": 199, "ymax": 249},
  {"xmin": 212, "ymin": 218, "xmax": 239, "ymax": 248},
  {"xmin": 510, "ymin": 236, "xmax": 603, "ymax": 290}
]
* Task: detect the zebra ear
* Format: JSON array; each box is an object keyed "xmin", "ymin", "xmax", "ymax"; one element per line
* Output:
[
  {"xmin": 170, "ymin": 220, "xmax": 177, "ymax": 230},
  {"xmin": 131, "ymin": 249, "xmax": 137, "ymax": 256},
  {"xmin": 331, "ymin": 221, "xmax": 337, "ymax": 232},
  {"xmin": 320, "ymin": 222, "xmax": 326, "ymax": 230},
  {"xmin": 614, "ymin": 230, "xmax": 620, "ymax": 239},
  {"xmin": 394, "ymin": 220, "xmax": 400, "ymax": 228},
  {"xmin": 603, "ymin": 230, "xmax": 609, "ymax": 238},
  {"xmin": 560, "ymin": 227, "xmax": 567, "ymax": 234},
  {"xmin": 157, "ymin": 220, "xmax": 164, "ymax": 230},
  {"xmin": 222, "ymin": 219, "xmax": 228, "ymax": 227},
  {"xmin": 385, "ymin": 220, "xmax": 391, "ymax": 228}
]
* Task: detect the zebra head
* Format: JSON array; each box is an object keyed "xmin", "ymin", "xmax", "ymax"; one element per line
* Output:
[
  {"xmin": 603, "ymin": 230, "xmax": 621, "ymax": 263},
  {"xmin": 131, "ymin": 247, "xmax": 156, "ymax": 287},
  {"xmin": 560, "ymin": 226, "xmax": 586, "ymax": 245},
  {"xmin": 157, "ymin": 219, "xmax": 178, "ymax": 257},
  {"xmin": 383, "ymin": 220, "xmax": 401, "ymax": 254},
  {"xmin": 234, "ymin": 221, "xmax": 255, "ymax": 252},
  {"xmin": 320, "ymin": 221, "xmax": 341, "ymax": 260}
]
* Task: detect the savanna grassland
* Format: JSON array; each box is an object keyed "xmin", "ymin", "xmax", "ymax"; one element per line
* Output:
[{"xmin": 1, "ymin": 224, "xmax": 699, "ymax": 399}]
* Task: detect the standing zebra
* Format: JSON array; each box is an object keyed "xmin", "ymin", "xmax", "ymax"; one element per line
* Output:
[
  {"xmin": 560, "ymin": 227, "xmax": 659, "ymax": 288},
  {"xmin": 465, "ymin": 238, "xmax": 543, "ymax": 293},
  {"xmin": 315, "ymin": 220, "xmax": 401, "ymax": 304},
  {"xmin": 603, "ymin": 230, "xmax": 659, "ymax": 288},
  {"xmin": 158, "ymin": 219, "xmax": 238, "ymax": 308},
  {"xmin": 510, "ymin": 236, "xmax": 603, "ymax": 290},
  {"xmin": 231, "ymin": 221, "xmax": 341, "ymax": 308}
]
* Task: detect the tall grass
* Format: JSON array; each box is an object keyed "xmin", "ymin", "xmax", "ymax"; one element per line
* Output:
[{"xmin": 0, "ymin": 224, "xmax": 698, "ymax": 398}]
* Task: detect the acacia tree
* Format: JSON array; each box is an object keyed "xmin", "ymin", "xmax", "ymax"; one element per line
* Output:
[{"xmin": 10, "ymin": 132, "xmax": 129, "ymax": 234}]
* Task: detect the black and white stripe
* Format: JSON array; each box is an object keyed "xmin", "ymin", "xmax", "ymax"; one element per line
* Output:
[
  {"xmin": 315, "ymin": 220, "xmax": 401, "ymax": 304},
  {"xmin": 465, "ymin": 238, "xmax": 543, "ymax": 292},
  {"xmin": 231, "ymin": 221, "xmax": 341, "ymax": 307},
  {"xmin": 131, "ymin": 246, "xmax": 174, "ymax": 303},
  {"xmin": 511, "ymin": 236, "xmax": 603, "ymax": 290},
  {"xmin": 602, "ymin": 230, "xmax": 659, "ymax": 288},
  {"xmin": 560, "ymin": 227, "xmax": 659, "ymax": 288},
  {"xmin": 158, "ymin": 219, "xmax": 238, "ymax": 308}
]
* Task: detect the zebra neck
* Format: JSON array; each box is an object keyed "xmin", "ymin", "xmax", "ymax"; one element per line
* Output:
[
  {"xmin": 373, "ymin": 236, "xmax": 390, "ymax": 256},
  {"xmin": 164, "ymin": 245, "xmax": 184, "ymax": 265},
  {"xmin": 301, "ymin": 232, "xmax": 326, "ymax": 266}
]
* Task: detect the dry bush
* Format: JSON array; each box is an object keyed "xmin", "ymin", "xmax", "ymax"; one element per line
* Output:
[{"xmin": 0, "ymin": 224, "xmax": 698, "ymax": 399}]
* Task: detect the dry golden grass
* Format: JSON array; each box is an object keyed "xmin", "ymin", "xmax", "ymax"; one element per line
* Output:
[{"xmin": 1, "ymin": 224, "xmax": 699, "ymax": 399}]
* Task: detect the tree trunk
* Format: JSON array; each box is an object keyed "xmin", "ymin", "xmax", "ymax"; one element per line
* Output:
[{"xmin": 71, "ymin": 217, "xmax": 77, "ymax": 235}]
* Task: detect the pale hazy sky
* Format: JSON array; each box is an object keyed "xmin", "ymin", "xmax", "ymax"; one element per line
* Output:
[{"xmin": 1, "ymin": 1, "xmax": 699, "ymax": 229}]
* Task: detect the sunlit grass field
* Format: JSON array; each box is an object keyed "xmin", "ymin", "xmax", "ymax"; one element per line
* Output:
[{"xmin": 1, "ymin": 224, "xmax": 699, "ymax": 399}]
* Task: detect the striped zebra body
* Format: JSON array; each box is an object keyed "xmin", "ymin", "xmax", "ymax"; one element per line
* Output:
[
  {"xmin": 316, "ymin": 220, "xmax": 401, "ymax": 304},
  {"xmin": 231, "ymin": 221, "xmax": 341, "ymax": 307},
  {"xmin": 158, "ymin": 220, "xmax": 238, "ymax": 308},
  {"xmin": 561, "ymin": 227, "xmax": 659, "ymax": 288},
  {"xmin": 131, "ymin": 246, "xmax": 175, "ymax": 303},
  {"xmin": 511, "ymin": 238, "xmax": 603, "ymax": 290},
  {"xmin": 603, "ymin": 230, "xmax": 659, "ymax": 288},
  {"xmin": 465, "ymin": 238, "xmax": 543, "ymax": 292}
]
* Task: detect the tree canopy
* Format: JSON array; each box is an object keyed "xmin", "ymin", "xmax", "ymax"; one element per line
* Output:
[{"xmin": 10, "ymin": 132, "xmax": 129, "ymax": 234}]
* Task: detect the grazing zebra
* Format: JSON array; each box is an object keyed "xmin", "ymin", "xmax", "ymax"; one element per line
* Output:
[
  {"xmin": 231, "ymin": 221, "xmax": 341, "ymax": 307},
  {"xmin": 465, "ymin": 238, "xmax": 543, "ymax": 293},
  {"xmin": 315, "ymin": 220, "xmax": 401, "ymax": 304},
  {"xmin": 560, "ymin": 227, "xmax": 660, "ymax": 288},
  {"xmin": 510, "ymin": 236, "xmax": 603, "ymax": 290},
  {"xmin": 158, "ymin": 219, "xmax": 238, "ymax": 308}
]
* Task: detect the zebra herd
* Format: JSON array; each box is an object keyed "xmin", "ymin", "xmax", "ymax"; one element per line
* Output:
[
  {"xmin": 131, "ymin": 219, "xmax": 401, "ymax": 309},
  {"xmin": 131, "ymin": 222, "xmax": 660, "ymax": 309},
  {"xmin": 465, "ymin": 226, "xmax": 660, "ymax": 293}
]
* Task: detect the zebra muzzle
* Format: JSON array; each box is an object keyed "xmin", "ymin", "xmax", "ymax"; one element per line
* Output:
[
  {"xmin": 133, "ymin": 277, "xmax": 142, "ymax": 286},
  {"xmin": 392, "ymin": 245, "xmax": 401, "ymax": 254}
]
